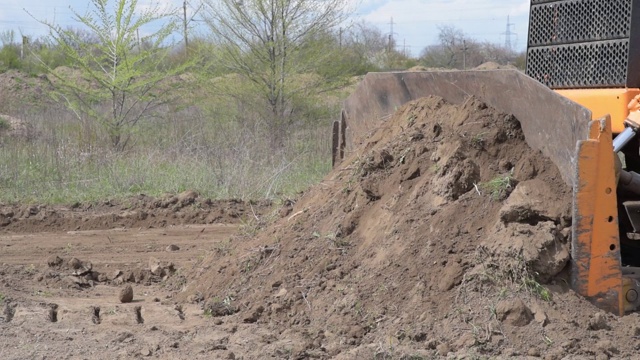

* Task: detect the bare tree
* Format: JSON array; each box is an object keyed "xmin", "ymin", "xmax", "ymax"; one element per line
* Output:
[
  {"xmin": 201, "ymin": 0, "xmax": 350, "ymax": 146},
  {"xmin": 420, "ymin": 25, "xmax": 521, "ymax": 70}
]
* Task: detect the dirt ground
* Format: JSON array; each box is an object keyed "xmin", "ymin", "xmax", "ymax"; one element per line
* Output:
[{"xmin": 2, "ymin": 95, "xmax": 640, "ymax": 360}]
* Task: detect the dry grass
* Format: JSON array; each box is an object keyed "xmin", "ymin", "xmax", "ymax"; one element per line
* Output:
[{"xmin": 0, "ymin": 100, "xmax": 332, "ymax": 204}]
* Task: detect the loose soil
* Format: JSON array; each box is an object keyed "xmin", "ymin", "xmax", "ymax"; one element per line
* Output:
[{"xmin": 2, "ymin": 96, "xmax": 639, "ymax": 359}]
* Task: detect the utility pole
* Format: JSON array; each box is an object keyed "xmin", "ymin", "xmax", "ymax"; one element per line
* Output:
[
  {"xmin": 388, "ymin": 17, "xmax": 395, "ymax": 52},
  {"xmin": 502, "ymin": 15, "xmax": 516, "ymax": 50},
  {"xmin": 183, "ymin": 0, "xmax": 189, "ymax": 56},
  {"xmin": 21, "ymin": 36, "xmax": 28, "ymax": 60},
  {"xmin": 339, "ymin": 27, "xmax": 342, "ymax": 49},
  {"xmin": 461, "ymin": 39, "xmax": 468, "ymax": 69}
]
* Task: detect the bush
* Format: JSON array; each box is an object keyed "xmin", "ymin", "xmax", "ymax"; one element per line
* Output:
[{"xmin": 0, "ymin": 116, "xmax": 10, "ymax": 131}]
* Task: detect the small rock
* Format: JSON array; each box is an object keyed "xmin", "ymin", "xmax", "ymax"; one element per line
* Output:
[
  {"xmin": 273, "ymin": 288, "xmax": 288, "ymax": 298},
  {"xmin": 496, "ymin": 298, "xmax": 533, "ymax": 326},
  {"xmin": 114, "ymin": 332, "xmax": 133, "ymax": 343},
  {"xmin": 204, "ymin": 300, "xmax": 236, "ymax": 317},
  {"xmin": 596, "ymin": 339, "xmax": 617, "ymax": 354},
  {"xmin": 165, "ymin": 244, "xmax": 180, "ymax": 252},
  {"xmin": 213, "ymin": 318, "xmax": 223, "ymax": 325},
  {"xmin": 72, "ymin": 261, "xmax": 92, "ymax": 276},
  {"xmin": 0, "ymin": 217, "xmax": 10, "ymax": 227},
  {"xmin": 119, "ymin": 285, "xmax": 134, "ymax": 303},
  {"xmin": 111, "ymin": 270, "xmax": 123, "ymax": 281},
  {"xmin": 140, "ymin": 348, "xmax": 151, "ymax": 357},
  {"xmin": 436, "ymin": 343, "xmax": 450, "ymax": 356},
  {"xmin": 425, "ymin": 339, "xmax": 438, "ymax": 350},
  {"xmin": 595, "ymin": 354, "xmax": 609, "ymax": 360},
  {"xmin": 243, "ymin": 305, "xmax": 264, "ymax": 323},
  {"xmin": 227, "ymin": 352, "xmax": 236, "ymax": 360},
  {"xmin": 68, "ymin": 258, "xmax": 82, "ymax": 269},
  {"xmin": 47, "ymin": 256, "xmax": 63, "ymax": 267},
  {"xmin": 528, "ymin": 347, "xmax": 541, "ymax": 357},
  {"xmin": 588, "ymin": 312, "xmax": 611, "ymax": 331},
  {"xmin": 149, "ymin": 257, "xmax": 162, "ymax": 276},
  {"xmin": 64, "ymin": 275, "xmax": 89, "ymax": 288},
  {"xmin": 530, "ymin": 301, "xmax": 548, "ymax": 326},
  {"xmin": 177, "ymin": 190, "xmax": 198, "ymax": 204},
  {"xmin": 438, "ymin": 262, "xmax": 464, "ymax": 291}
]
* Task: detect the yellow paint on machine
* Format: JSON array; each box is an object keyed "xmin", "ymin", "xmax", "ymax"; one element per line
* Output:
[{"xmin": 556, "ymin": 88, "xmax": 640, "ymax": 134}]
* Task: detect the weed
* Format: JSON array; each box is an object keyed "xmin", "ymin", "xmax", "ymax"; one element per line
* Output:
[
  {"xmin": 33, "ymin": 289, "xmax": 52, "ymax": 297},
  {"xmin": 105, "ymin": 307, "xmax": 119, "ymax": 316},
  {"xmin": 325, "ymin": 232, "xmax": 350, "ymax": 248},
  {"xmin": 25, "ymin": 264, "xmax": 37, "ymax": 275},
  {"xmin": 406, "ymin": 114, "xmax": 417, "ymax": 126},
  {"xmin": 480, "ymin": 172, "xmax": 513, "ymax": 200},
  {"xmin": 523, "ymin": 278, "xmax": 553, "ymax": 302},
  {"xmin": 470, "ymin": 131, "xmax": 488, "ymax": 149},
  {"xmin": 213, "ymin": 238, "xmax": 232, "ymax": 256},
  {"xmin": 398, "ymin": 147, "xmax": 411, "ymax": 164},
  {"xmin": 0, "ymin": 116, "xmax": 9, "ymax": 131},
  {"xmin": 0, "ymin": 293, "xmax": 4, "ymax": 303}
]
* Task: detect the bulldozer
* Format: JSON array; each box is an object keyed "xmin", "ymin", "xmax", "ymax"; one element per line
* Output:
[{"xmin": 333, "ymin": 0, "xmax": 640, "ymax": 316}]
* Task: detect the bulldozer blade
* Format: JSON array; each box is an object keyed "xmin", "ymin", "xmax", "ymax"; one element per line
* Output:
[
  {"xmin": 337, "ymin": 70, "xmax": 625, "ymax": 314},
  {"xmin": 336, "ymin": 70, "xmax": 591, "ymax": 187}
]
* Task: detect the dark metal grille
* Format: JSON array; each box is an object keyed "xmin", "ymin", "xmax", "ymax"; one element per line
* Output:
[
  {"xmin": 529, "ymin": 0, "xmax": 631, "ymax": 46},
  {"xmin": 527, "ymin": 41, "xmax": 629, "ymax": 87},
  {"xmin": 526, "ymin": 0, "xmax": 640, "ymax": 88}
]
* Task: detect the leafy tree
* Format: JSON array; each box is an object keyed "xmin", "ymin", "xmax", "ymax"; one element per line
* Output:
[
  {"xmin": 32, "ymin": 0, "xmax": 189, "ymax": 151},
  {"xmin": 201, "ymin": 0, "xmax": 350, "ymax": 146}
]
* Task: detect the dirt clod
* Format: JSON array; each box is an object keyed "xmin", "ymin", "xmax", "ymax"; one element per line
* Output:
[
  {"xmin": 47, "ymin": 256, "xmax": 63, "ymax": 267},
  {"xmin": 166, "ymin": 244, "xmax": 180, "ymax": 252},
  {"xmin": 2, "ymin": 302, "xmax": 15, "ymax": 323},
  {"xmin": 496, "ymin": 298, "xmax": 533, "ymax": 326},
  {"xmin": 91, "ymin": 306, "xmax": 101, "ymax": 324},
  {"xmin": 48, "ymin": 304, "xmax": 58, "ymax": 322},
  {"xmin": 134, "ymin": 305, "xmax": 143, "ymax": 324},
  {"xmin": 589, "ymin": 312, "xmax": 611, "ymax": 331},
  {"xmin": 119, "ymin": 285, "xmax": 134, "ymax": 303}
]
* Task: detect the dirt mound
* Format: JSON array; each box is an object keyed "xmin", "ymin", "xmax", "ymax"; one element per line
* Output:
[
  {"xmin": 0, "ymin": 192, "xmax": 272, "ymax": 233},
  {"xmin": 475, "ymin": 61, "xmax": 519, "ymax": 70},
  {"xmin": 182, "ymin": 96, "xmax": 640, "ymax": 358},
  {"xmin": 0, "ymin": 114, "xmax": 36, "ymax": 139}
]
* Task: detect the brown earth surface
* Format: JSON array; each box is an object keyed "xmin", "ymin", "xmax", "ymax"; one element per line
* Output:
[{"xmin": 2, "ymin": 96, "xmax": 640, "ymax": 359}]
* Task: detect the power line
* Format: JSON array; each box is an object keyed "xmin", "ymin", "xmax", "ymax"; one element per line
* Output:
[{"xmin": 501, "ymin": 15, "xmax": 516, "ymax": 50}]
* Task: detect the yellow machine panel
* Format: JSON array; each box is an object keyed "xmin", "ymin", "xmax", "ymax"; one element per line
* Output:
[{"xmin": 556, "ymin": 89, "xmax": 640, "ymax": 134}]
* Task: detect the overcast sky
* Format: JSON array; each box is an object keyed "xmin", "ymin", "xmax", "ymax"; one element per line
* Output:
[{"xmin": 1, "ymin": 0, "xmax": 531, "ymax": 56}]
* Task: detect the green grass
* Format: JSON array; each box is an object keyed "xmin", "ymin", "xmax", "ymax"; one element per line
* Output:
[
  {"xmin": 481, "ymin": 173, "xmax": 513, "ymax": 200},
  {"xmin": 0, "ymin": 116, "xmax": 9, "ymax": 131},
  {"xmin": 0, "ymin": 105, "xmax": 332, "ymax": 204}
]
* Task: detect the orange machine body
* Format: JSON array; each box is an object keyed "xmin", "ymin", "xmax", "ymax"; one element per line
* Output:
[
  {"xmin": 556, "ymin": 88, "xmax": 640, "ymax": 134},
  {"xmin": 572, "ymin": 116, "xmax": 624, "ymax": 315}
]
